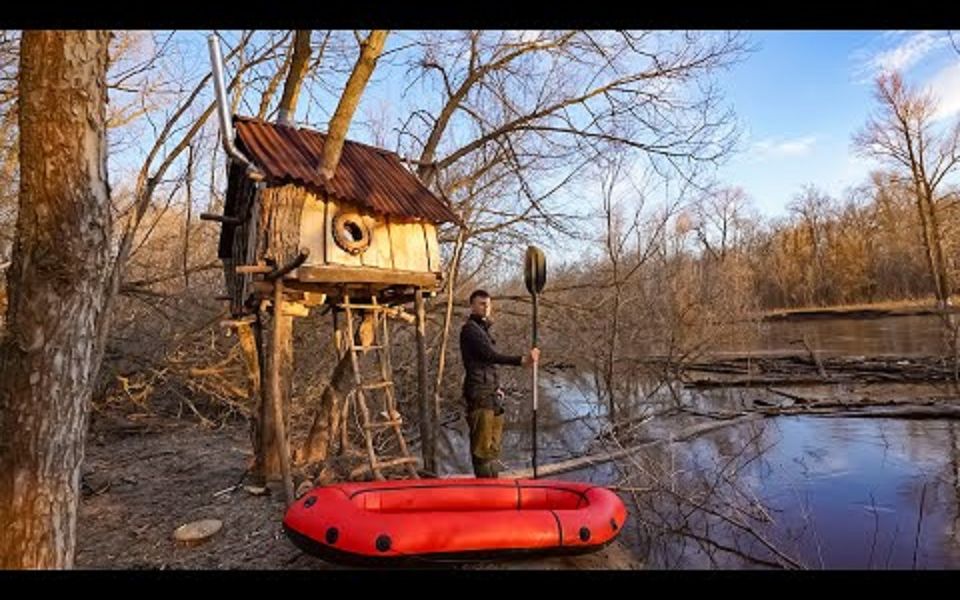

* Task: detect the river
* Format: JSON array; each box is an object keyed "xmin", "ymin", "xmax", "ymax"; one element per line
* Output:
[{"xmin": 437, "ymin": 314, "xmax": 960, "ymax": 568}]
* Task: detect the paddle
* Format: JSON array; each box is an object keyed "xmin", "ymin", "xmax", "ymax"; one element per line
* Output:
[{"xmin": 524, "ymin": 245, "xmax": 546, "ymax": 479}]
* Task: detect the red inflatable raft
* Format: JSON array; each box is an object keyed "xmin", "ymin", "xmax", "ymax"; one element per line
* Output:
[{"xmin": 282, "ymin": 477, "xmax": 627, "ymax": 565}]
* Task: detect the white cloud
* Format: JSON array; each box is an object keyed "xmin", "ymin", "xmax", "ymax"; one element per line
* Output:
[
  {"xmin": 750, "ymin": 136, "xmax": 817, "ymax": 160},
  {"xmin": 927, "ymin": 61, "xmax": 960, "ymax": 122},
  {"xmin": 854, "ymin": 31, "xmax": 951, "ymax": 82}
]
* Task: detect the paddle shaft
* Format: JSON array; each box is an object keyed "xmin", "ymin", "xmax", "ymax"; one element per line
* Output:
[{"xmin": 532, "ymin": 293, "xmax": 539, "ymax": 479}]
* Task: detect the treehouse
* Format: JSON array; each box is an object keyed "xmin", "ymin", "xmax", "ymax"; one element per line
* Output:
[
  {"xmin": 213, "ymin": 116, "xmax": 459, "ymax": 316},
  {"xmin": 203, "ymin": 106, "xmax": 459, "ymax": 488}
]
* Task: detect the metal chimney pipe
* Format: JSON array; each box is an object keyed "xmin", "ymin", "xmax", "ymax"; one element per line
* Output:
[{"xmin": 207, "ymin": 34, "xmax": 263, "ymax": 180}]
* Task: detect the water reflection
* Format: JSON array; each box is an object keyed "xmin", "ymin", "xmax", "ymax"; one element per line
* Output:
[
  {"xmin": 720, "ymin": 314, "xmax": 949, "ymax": 357},
  {"xmin": 437, "ymin": 375, "xmax": 960, "ymax": 569},
  {"xmin": 732, "ymin": 417, "xmax": 960, "ymax": 568}
]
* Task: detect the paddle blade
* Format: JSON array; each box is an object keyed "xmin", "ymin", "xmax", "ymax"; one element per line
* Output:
[{"xmin": 524, "ymin": 246, "xmax": 546, "ymax": 295}]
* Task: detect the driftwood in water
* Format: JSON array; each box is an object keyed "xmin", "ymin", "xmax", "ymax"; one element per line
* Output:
[
  {"xmin": 501, "ymin": 395, "xmax": 960, "ymax": 480},
  {"xmin": 665, "ymin": 353, "xmax": 960, "ymax": 387},
  {"xmin": 816, "ymin": 406, "xmax": 960, "ymax": 419},
  {"xmin": 502, "ymin": 414, "xmax": 764, "ymax": 479},
  {"xmin": 755, "ymin": 402, "xmax": 960, "ymax": 420},
  {"xmin": 797, "ymin": 336, "xmax": 827, "ymax": 379}
]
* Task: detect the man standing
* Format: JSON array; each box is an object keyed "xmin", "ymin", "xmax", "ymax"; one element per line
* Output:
[{"xmin": 460, "ymin": 290, "xmax": 539, "ymax": 478}]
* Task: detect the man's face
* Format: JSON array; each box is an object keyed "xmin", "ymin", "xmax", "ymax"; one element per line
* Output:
[{"xmin": 471, "ymin": 295, "xmax": 492, "ymax": 319}]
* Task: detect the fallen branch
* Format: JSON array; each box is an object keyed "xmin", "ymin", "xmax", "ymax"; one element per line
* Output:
[
  {"xmin": 809, "ymin": 405, "xmax": 960, "ymax": 420},
  {"xmin": 501, "ymin": 414, "xmax": 763, "ymax": 479},
  {"xmin": 765, "ymin": 386, "xmax": 817, "ymax": 404},
  {"xmin": 797, "ymin": 336, "xmax": 828, "ymax": 380}
]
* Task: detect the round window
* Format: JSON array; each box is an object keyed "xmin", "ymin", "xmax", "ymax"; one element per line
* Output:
[{"xmin": 332, "ymin": 212, "xmax": 372, "ymax": 255}]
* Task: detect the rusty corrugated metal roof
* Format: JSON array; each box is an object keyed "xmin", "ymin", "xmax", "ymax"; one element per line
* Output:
[{"xmin": 233, "ymin": 116, "xmax": 459, "ymax": 224}]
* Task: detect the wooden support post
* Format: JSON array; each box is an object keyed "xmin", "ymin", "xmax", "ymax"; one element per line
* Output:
[
  {"xmin": 234, "ymin": 317, "xmax": 264, "ymax": 481},
  {"xmin": 433, "ymin": 226, "xmax": 466, "ymax": 442},
  {"xmin": 270, "ymin": 278, "xmax": 295, "ymax": 505},
  {"xmin": 256, "ymin": 312, "xmax": 273, "ymax": 483},
  {"xmin": 414, "ymin": 288, "xmax": 435, "ymax": 474}
]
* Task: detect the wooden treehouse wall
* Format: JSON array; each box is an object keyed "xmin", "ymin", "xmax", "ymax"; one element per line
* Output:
[{"xmin": 256, "ymin": 183, "xmax": 441, "ymax": 276}]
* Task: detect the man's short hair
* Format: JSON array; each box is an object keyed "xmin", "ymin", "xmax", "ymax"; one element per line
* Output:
[{"xmin": 469, "ymin": 289, "xmax": 491, "ymax": 304}]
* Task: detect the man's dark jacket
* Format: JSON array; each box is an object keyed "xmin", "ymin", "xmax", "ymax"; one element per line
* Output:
[{"xmin": 460, "ymin": 314, "xmax": 522, "ymax": 410}]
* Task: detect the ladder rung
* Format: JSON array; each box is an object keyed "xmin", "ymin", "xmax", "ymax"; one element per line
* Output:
[
  {"xmin": 361, "ymin": 381, "xmax": 394, "ymax": 390},
  {"xmin": 339, "ymin": 303, "xmax": 387, "ymax": 310},
  {"xmin": 352, "ymin": 345, "xmax": 383, "ymax": 351},
  {"xmin": 376, "ymin": 457, "xmax": 420, "ymax": 469},
  {"xmin": 364, "ymin": 419, "xmax": 402, "ymax": 430},
  {"xmin": 349, "ymin": 457, "xmax": 420, "ymax": 479},
  {"xmin": 350, "ymin": 456, "xmax": 420, "ymax": 479}
]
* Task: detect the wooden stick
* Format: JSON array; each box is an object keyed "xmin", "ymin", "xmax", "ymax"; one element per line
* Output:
[
  {"xmin": 765, "ymin": 386, "xmax": 817, "ymax": 404},
  {"xmin": 415, "ymin": 288, "xmax": 435, "ymax": 474},
  {"xmin": 235, "ymin": 319, "xmax": 262, "ymax": 477},
  {"xmin": 336, "ymin": 302, "xmax": 415, "ymax": 324},
  {"xmin": 433, "ymin": 226, "xmax": 466, "ymax": 438},
  {"xmin": 501, "ymin": 414, "xmax": 763, "ymax": 479},
  {"xmin": 271, "ymin": 279, "xmax": 295, "ymax": 505}
]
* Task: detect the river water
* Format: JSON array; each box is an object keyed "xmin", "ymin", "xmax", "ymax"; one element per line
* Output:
[{"xmin": 437, "ymin": 314, "xmax": 960, "ymax": 569}]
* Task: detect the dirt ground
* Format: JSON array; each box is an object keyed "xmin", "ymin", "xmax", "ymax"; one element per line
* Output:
[{"xmin": 75, "ymin": 405, "xmax": 643, "ymax": 570}]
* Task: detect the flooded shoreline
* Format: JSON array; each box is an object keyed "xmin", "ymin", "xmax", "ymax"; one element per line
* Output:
[{"xmin": 434, "ymin": 365, "xmax": 960, "ymax": 568}]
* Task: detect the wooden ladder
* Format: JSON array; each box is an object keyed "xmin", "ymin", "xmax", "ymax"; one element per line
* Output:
[{"xmin": 341, "ymin": 294, "xmax": 420, "ymax": 480}]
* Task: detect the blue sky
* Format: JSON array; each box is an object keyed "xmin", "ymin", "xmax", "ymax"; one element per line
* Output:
[
  {"xmin": 717, "ymin": 30, "xmax": 960, "ymax": 217},
  {"xmin": 106, "ymin": 30, "xmax": 960, "ymax": 225}
]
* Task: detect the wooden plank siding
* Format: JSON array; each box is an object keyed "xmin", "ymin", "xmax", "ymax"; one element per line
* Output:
[{"xmin": 292, "ymin": 188, "xmax": 440, "ymax": 278}]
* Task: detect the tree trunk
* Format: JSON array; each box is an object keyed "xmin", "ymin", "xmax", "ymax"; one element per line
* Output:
[
  {"xmin": 299, "ymin": 351, "xmax": 354, "ymax": 466},
  {"xmin": 606, "ymin": 281, "xmax": 621, "ymax": 420},
  {"xmin": 912, "ymin": 184, "xmax": 946, "ymax": 307},
  {"xmin": 235, "ymin": 318, "xmax": 264, "ymax": 479},
  {"xmin": 253, "ymin": 185, "xmax": 301, "ymax": 480},
  {"xmin": 259, "ymin": 305, "xmax": 293, "ymax": 481},
  {"xmin": 0, "ymin": 31, "xmax": 111, "ymax": 569},
  {"xmin": 269, "ymin": 279, "xmax": 294, "ymax": 503},
  {"xmin": 414, "ymin": 289, "xmax": 435, "ymax": 474},
  {"xmin": 320, "ymin": 30, "xmax": 388, "ymax": 180},
  {"xmin": 923, "ymin": 189, "xmax": 952, "ymax": 307},
  {"xmin": 247, "ymin": 25, "xmax": 390, "ymax": 477},
  {"xmin": 276, "ymin": 30, "xmax": 312, "ymax": 126}
]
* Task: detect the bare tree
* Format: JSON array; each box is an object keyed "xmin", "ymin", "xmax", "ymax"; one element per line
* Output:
[
  {"xmin": 854, "ymin": 72, "xmax": 960, "ymax": 309},
  {"xmin": 597, "ymin": 157, "xmax": 647, "ymax": 417},
  {"xmin": 0, "ymin": 29, "xmax": 300, "ymax": 567},
  {"xmin": 692, "ymin": 186, "xmax": 752, "ymax": 263},
  {"xmin": 786, "ymin": 186, "xmax": 835, "ymax": 306},
  {"xmin": 396, "ymin": 31, "xmax": 748, "ymax": 261},
  {"xmin": 0, "ymin": 30, "xmax": 112, "ymax": 569},
  {"xmin": 385, "ymin": 32, "xmax": 748, "ymax": 418},
  {"xmin": 253, "ymin": 30, "xmax": 390, "ymax": 477}
]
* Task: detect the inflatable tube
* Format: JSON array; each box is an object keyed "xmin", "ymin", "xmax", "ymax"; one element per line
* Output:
[{"xmin": 282, "ymin": 477, "xmax": 628, "ymax": 566}]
